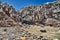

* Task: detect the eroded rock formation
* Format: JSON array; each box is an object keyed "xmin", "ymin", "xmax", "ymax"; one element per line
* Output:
[{"xmin": 0, "ymin": 1, "xmax": 60, "ymax": 27}]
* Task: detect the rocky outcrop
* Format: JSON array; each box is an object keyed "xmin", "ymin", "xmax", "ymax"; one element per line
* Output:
[
  {"xmin": 0, "ymin": 1, "xmax": 60, "ymax": 27},
  {"xmin": 0, "ymin": 1, "xmax": 60, "ymax": 40},
  {"xmin": 19, "ymin": 1, "xmax": 60, "ymax": 26},
  {"xmin": 0, "ymin": 2, "xmax": 18, "ymax": 27}
]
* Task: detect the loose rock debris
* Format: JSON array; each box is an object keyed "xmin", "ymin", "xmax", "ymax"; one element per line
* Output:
[{"xmin": 0, "ymin": 0, "xmax": 60, "ymax": 40}]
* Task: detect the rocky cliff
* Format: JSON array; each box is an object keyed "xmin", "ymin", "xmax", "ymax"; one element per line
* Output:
[
  {"xmin": 19, "ymin": 1, "xmax": 60, "ymax": 27},
  {"xmin": 0, "ymin": 1, "xmax": 60, "ymax": 40},
  {"xmin": 0, "ymin": 1, "xmax": 60, "ymax": 27}
]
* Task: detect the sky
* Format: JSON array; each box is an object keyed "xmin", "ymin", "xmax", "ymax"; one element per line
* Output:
[{"xmin": 1, "ymin": 0, "xmax": 56, "ymax": 10}]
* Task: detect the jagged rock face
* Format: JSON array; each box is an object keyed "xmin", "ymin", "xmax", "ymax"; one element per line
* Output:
[
  {"xmin": 19, "ymin": 1, "xmax": 60, "ymax": 26},
  {"xmin": 0, "ymin": 1, "xmax": 60, "ymax": 26},
  {"xmin": 0, "ymin": 1, "xmax": 60, "ymax": 40},
  {"xmin": 19, "ymin": 6, "xmax": 45, "ymax": 24},
  {"xmin": 0, "ymin": 11, "xmax": 17, "ymax": 27},
  {"xmin": 0, "ymin": 2, "xmax": 16, "ymax": 18},
  {"xmin": 0, "ymin": 2, "xmax": 18, "ymax": 27}
]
